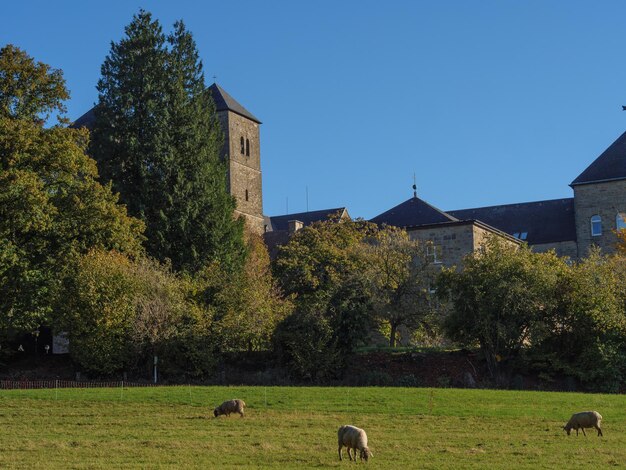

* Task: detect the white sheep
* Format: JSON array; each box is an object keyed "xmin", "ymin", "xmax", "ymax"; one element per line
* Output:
[
  {"xmin": 338, "ymin": 425, "xmax": 373, "ymax": 462},
  {"xmin": 213, "ymin": 399, "xmax": 246, "ymax": 418},
  {"xmin": 563, "ymin": 411, "xmax": 603, "ymax": 436}
]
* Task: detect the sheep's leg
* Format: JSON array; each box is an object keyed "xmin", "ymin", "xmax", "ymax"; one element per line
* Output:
[
  {"xmin": 581, "ymin": 427, "xmax": 586, "ymax": 437},
  {"xmin": 347, "ymin": 447, "xmax": 354, "ymax": 461},
  {"xmin": 596, "ymin": 426, "xmax": 603, "ymax": 437},
  {"xmin": 338, "ymin": 445, "xmax": 343, "ymax": 461}
]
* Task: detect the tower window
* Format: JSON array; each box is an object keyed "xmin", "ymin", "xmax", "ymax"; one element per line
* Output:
[
  {"xmin": 617, "ymin": 213, "xmax": 626, "ymax": 231},
  {"xmin": 590, "ymin": 215, "xmax": 602, "ymax": 236},
  {"xmin": 245, "ymin": 189, "xmax": 249, "ymax": 201},
  {"xmin": 246, "ymin": 138, "xmax": 250, "ymax": 156},
  {"xmin": 240, "ymin": 137, "xmax": 245, "ymax": 154}
]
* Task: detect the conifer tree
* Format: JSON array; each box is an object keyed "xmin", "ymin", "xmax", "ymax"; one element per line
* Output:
[{"xmin": 91, "ymin": 11, "xmax": 245, "ymax": 273}]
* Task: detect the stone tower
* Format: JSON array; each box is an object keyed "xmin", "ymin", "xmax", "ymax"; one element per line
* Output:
[
  {"xmin": 571, "ymin": 130, "xmax": 626, "ymax": 257},
  {"xmin": 208, "ymin": 83, "xmax": 264, "ymax": 233}
]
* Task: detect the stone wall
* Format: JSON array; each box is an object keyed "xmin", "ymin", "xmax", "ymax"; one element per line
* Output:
[
  {"xmin": 407, "ymin": 222, "xmax": 476, "ymax": 269},
  {"xmin": 573, "ymin": 180, "xmax": 626, "ymax": 257},
  {"xmin": 217, "ymin": 110, "xmax": 264, "ymax": 234}
]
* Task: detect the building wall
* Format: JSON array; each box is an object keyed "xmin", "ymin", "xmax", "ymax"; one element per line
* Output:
[
  {"xmin": 573, "ymin": 180, "xmax": 626, "ymax": 257},
  {"xmin": 407, "ymin": 224, "xmax": 476, "ymax": 268},
  {"xmin": 531, "ymin": 240, "xmax": 578, "ymax": 259},
  {"xmin": 217, "ymin": 110, "xmax": 264, "ymax": 233}
]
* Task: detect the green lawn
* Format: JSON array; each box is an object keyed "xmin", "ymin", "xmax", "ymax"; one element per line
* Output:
[{"xmin": 0, "ymin": 386, "xmax": 624, "ymax": 469}]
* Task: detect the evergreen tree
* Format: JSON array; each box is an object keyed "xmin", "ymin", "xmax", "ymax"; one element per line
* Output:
[{"xmin": 91, "ymin": 11, "xmax": 245, "ymax": 272}]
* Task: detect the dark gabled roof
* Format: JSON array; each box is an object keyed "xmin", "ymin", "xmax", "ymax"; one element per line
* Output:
[
  {"xmin": 571, "ymin": 130, "xmax": 626, "ymax": 185},
  {"xmin": 448, "ymin": 198, "xmax": 576, "ymax": 245},
  {"xmin": 267, "ymin": 207, "xmax": 348, "ymax": 232},
  {"xmin": 208, "ymin": 83, "xmax": 261, "ymax": 124},
  {"xmin": 72, "ymin": 108, "xmax": 96, "ymax": 129},
  {"xmin": 370, "ymin": 196, "xmax": 459, "ymax": 227}
]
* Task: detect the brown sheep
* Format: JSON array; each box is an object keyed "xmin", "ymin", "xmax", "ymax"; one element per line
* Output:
[
  {"xmin": 563, "ymin": 411, "xmax": 603, "ymax": 436},
  {"xmin": 338, "ymin": 425, "xmax": 373, "ymax": 462},
  {"xmin": 213, "ymin": 399, "xmax": 246, "ymax": 418}
]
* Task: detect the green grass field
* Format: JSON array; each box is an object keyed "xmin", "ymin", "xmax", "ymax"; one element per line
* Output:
[{"xmin": 1, "ymin": 385, "xmax": 624, "ymax": 469}]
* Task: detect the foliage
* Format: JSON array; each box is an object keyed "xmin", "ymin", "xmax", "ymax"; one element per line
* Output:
[
  {"xmin": 273, "ymin": 217, "xmax": 379, "ymax": 377},
  {"xmin": 58, "ymin": 250, "xmax": 213, "ymax": 377},
  {"xmin": 199, "ymin": 234, "xmax": 292, "ymax": 353},
  {"xmin": 534, "ymin": 250, "xmax": 626, "ymax": 391},
  {"xmin": 90, "ymin": 10, "xmax": 245, "ymax": 273},
  {"xmin": 0, "ymin": 46, "xmax": 144, "ymax": 344},
  {"xmin": 0, "ymin": 44, "xmax": 68, "ymax": 123},
  {"xmin": 437, "ymin": 236, "xmax": 569, "ymax": 379},
  {"xmin": 362, "ymin": 227, "xmax": 439, "ymax": 347}
]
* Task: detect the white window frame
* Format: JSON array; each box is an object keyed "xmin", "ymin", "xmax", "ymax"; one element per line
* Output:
[
  {"xmin": 426, "ymin": 244, "xmax": 443, "ymax": 264},
  {"xmin": 590, "ymin": 215, "xmax": 602, "ymax": 237},
  {"xmin": 616, "ymin": 213, "xmax": 626, "ymax": 231}
]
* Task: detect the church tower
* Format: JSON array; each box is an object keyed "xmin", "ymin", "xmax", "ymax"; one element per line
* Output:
[{"xmin": 208, "ymin": 83, "xmax": 264, "ymax": 233}]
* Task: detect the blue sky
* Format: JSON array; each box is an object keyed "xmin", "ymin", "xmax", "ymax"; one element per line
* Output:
[{"xmin": 3, "ymin": 1, "xmax": 626, "ymax": 219}]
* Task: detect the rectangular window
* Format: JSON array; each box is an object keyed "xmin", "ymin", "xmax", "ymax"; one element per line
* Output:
[{"xmin": 426, "ymin": 244, "xmax": 443, "ymax": 264}]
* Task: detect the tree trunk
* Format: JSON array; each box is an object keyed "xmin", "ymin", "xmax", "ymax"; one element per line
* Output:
[{"xmin": 389, "ymin": 324, "xmax": 397, "ymax": 348}]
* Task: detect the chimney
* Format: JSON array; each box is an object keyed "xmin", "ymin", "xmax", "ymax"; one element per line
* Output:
[{"xmin": 288, "ymin": 220, "xmax": 304, "ymax": 233}]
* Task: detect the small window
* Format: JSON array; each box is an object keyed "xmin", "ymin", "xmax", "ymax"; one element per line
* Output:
[
  {"xmin": 513, "ymin": 233, "xmax": 520, "ymax": 239},
  {"xmin": 426, "ymin": 244, "xmax": 442, "ymax": 264},
  {"xmin": 245, "ymin": 189, "xmax": 249, "ymax": 201},
  {"xmin": 246, "ymin": 138, "xmax": 250, "ymax": 156},
  {"xmin": 240, "ymin": 137, "xmax": 245, "ymax": 154},
  {"xmin": 616, "ymin": 213, "xmax": 626, "ymax": 231},
  {"xmin": 591, "ymin": 215, "xmax": 602, "ymax": 236},
  {"xmin": 520, "ymin": 232, "xmax": 528, "ymax": 240}
]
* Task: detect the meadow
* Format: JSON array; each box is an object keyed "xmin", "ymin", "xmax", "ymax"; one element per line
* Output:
[{"xmin": 1, "ymin": 385, "xmax": 625, "ymax": 469}]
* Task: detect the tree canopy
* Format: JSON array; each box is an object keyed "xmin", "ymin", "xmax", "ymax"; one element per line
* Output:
[
  {"xmin": 0, "ymin": 45, "xmax": 144, "ymax": 341},
  {"xmin": 90, "ymin": 10, "xmax": 246, "ymax": 273}
]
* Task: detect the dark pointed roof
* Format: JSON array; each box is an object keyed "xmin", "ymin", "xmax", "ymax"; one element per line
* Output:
[
  {"xmin": 267, "ymin": 207, "xmax": 348, "ymax": 232},
  {"xmin": 208, "ymin": 83, "xmax": 261, "ymax": 124},
  {"xmin": 370, "ymin": 196, "xmax": 458, "ymax": 228},
  {"xmin": 448, "ymin": 198, "xmax": 576, "ymax": 245},
  {"xmin": 72, "ymin": 108, "xmax": 96, "ymax": 129},
  {"xmin": 571, "ymin": 130, "xmax": 626, "ymax": 185}
]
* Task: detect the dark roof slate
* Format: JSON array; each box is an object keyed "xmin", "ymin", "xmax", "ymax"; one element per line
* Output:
[
  {"xmin": 448, "ymin": 198, "xmax": 576, "ymax": 245},
  {"xmin": 267, "ymin": 207, "xmax": 347, "ymax": 232},
  {"xmin": 208, "ymin": 83, "xmax": 261, "ymax": 124},
  {"xmin": 571, "ymin": 130, "xmax": 626, "ymax": 185},
  {"xmin": 370, "ymin": 196, "xmax": 459, "ymax": 227},
  {"xmin": 72, "ymin": 108, "xmax": 96, "ymax": 129}
]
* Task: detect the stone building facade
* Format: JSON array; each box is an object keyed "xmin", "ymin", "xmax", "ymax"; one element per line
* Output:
[{"xmin": 371, "ymin": 129, "xmax": 626, "ymax": 264}]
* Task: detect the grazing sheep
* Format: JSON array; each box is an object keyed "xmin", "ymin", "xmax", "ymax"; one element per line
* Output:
[
  {"xmin": 563, "ymin": 411, "xmax": 603, "ymax": 437},
  {"xmin": 338, "ymin": 425, "xmax": 373, "ymax": 462},
  {"xmin": 213, "ymin": 399, "xmax": 246, "ymax": 418}
]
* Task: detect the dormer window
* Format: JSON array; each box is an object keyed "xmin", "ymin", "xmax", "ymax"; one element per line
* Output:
[
  {"xmin": 513, "ymin": 232, "xmax": 527, "ymax": 240},
  {"xmin": 617, "ymin": 213, "xmax": 626, "ymax": 231},
  {"xmin": 591, "ymin": 215, "xmax": 602, "ymax": 236},
  {"xmin": 240, "ymin": 137, "xmax": 245, "ymax": 154},
  {"xmin": 246, "ymin": 138, "xmax": 250, "ymax": 157}
]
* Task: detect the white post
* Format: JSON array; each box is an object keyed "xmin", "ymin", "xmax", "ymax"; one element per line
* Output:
[{"xmin": 153, "ymin": 356, "xmax": 158, "ymax": 384}]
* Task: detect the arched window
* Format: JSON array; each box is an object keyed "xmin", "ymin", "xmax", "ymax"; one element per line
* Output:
[
  {"xmin": 240, "ymin": 137, "xmax": 245, "ymax": 154},
  {"xmin": 246, "ymin": 138, "xmax": 250, "ymax": 156},
  {"xmin": 245, "ymin": 189, "xmax": 249, "ymax": 201},
  {"xmin": 590, "ymin": 215, "xmax": 602, "ymax": 236},
  {"xmin": 617, "ymin": 213, "xmax": 626, "ymax": 231}
]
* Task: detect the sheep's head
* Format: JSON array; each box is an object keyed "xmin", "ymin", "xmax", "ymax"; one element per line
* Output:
[
  {"xmin": 563, "ymin": 425, "xmax": 571, "ymax": 435},
  {"xmin": 213, "ymin": 408, "xmax": 219, "ymax": 418},
  {"xmin": 360, "ymin": 447, "xmax": 373, "ymax": 461}
]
